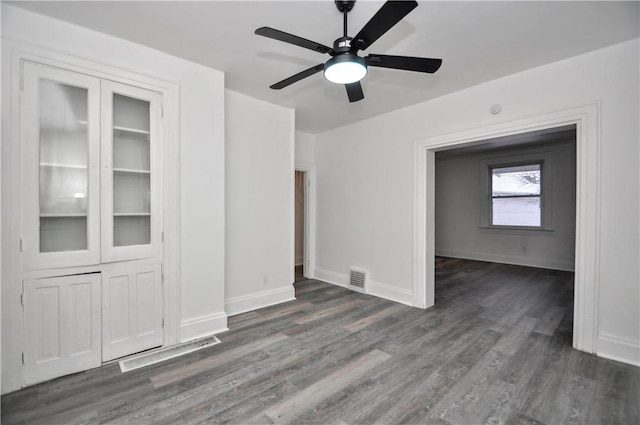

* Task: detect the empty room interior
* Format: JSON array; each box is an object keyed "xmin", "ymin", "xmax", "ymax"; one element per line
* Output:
[{"xmin": 1, "ymin": 1, "xmax": 639, "ymax": 424}]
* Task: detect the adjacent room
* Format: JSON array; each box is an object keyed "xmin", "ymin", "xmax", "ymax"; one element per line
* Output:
[{"xmin": 1, "ymin": 1, "xmax": 638, "ymax": 424}]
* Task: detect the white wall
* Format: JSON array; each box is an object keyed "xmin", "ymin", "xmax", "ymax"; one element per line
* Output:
[
  {"xmin": 435, "ymin": 138, "xmax": 576, "ymax": 271},
  {"xmin": 225, "ymin": 89, "xmax": 295, "ymax": 316},
  {"xmin": 295, "ymin": 130, "xmax": 315, "ymax": 164},
  {"xmin": 1, "ymin": 5, "xmax": 227, "ymax": 392},
  {"xmin": 315, "ymin": 39, "xmax": 639, "ymax": 365}
]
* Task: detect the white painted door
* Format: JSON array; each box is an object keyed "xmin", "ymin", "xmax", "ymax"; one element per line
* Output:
[
  {"xmin": 21, "ymin": 62, "xmax": 102, "ymax": 270},
  {"xmin": 102, "ymin": 263, "xmax": 163, "ymax": 361},
  {"xmin": 23, "ymin": 273, "xmax": 101, "ymax": 386},
  {"xmin": 100, "ymin": 80, "xmax": 163, "ymax": 263}
]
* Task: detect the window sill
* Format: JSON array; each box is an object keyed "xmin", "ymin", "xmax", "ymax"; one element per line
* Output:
[{"xmin": 479, "ymin": 226, "xmax": 555, "ymax": 236}]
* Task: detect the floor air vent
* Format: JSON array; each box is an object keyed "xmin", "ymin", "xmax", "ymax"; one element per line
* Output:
[
  {"xmin": 349, "ymin": 267, "xmax": 368, "ymax": 294},
  {"xmin": 119, "ymin": 336, "xmax": 220, "ymax": 373}
]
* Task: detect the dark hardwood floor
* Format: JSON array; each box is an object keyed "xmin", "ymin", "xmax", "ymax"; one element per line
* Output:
[{"xmin": 3, "ymin": 258, "xmax": 639, "ymax": 424}]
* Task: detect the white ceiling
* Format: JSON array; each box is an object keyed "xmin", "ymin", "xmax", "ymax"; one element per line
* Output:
[{"xmin": 8, "ymin": 1, "xmax": 639, "ymax": 134}]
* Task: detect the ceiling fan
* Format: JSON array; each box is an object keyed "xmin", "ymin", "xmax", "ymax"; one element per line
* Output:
[{"xmin": 255, "ymin": 0, "xmax": 442, "ymax": 103}]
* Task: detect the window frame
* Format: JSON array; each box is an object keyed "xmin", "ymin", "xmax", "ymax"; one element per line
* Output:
[
  {"xmin": 489, "ymin": 161, "xmax": 543, "ymax": 228},
  {"xmin": 479, "ymin": 152, "xmax": 554, "ymax": 233}
]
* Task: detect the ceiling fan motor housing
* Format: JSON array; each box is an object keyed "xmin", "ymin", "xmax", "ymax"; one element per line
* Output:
[{"xmin": 333, "ymin": 36, "xmax": 354, "ymax": 54}]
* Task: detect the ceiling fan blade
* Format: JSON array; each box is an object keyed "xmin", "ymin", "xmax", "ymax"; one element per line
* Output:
[
  {"xmin": 366, "ymin": 54, "xmax": 442, "ymax": 73},
  {"xmin": 351, "ymin": 1, "xmax": 418, "ymax": 52},
  {"xmin": 270, "ymin": 64, "xmax": 325, "ymax": 90},
  {"xmin": 345, "ymin": 81, "xmax": 364, "ymax": 102},
  {"xmin": 256, "ymin": 27, "xmax": 334, "ymax": 55}
]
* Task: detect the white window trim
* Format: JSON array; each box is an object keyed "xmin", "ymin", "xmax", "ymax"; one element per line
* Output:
[{"xmin": 479, "ymin": 151, "xmax": 554, "ymax": 232}]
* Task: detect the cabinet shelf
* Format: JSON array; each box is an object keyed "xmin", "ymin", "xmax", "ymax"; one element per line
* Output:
[
  {"xmin": 113, "ymin": 212, "xmax": 151, "ymax": 217},
  {"xmin": 40, "ymin": 163, "xmax": 87, "ymax": 170},
  {"xmin": 40, "ymin": 212, "xmax": 87, "ymax": 218},
  {"xmin": 40, "ymin": 119, "xmax": 88, "ymax": 132},
  {"xmin": 113, "ymin": 167, "xmax": 150, "ymax": 175},
  {"xmin": 113, "ymin": 125, "xmax": 150, "ymax": 135}
]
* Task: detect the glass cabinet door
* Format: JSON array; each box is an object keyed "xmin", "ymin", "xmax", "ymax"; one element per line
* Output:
[
  {"xmin": 101, "ymin": 81, "xmax": 162, "ymax": 263},
  {"xmin": 112, "ymin": 94, "xmax": 151, "ymax": 246},
  {"xmin": 22, "ymin": 62, "xmax": 101, "ymax": 270}
]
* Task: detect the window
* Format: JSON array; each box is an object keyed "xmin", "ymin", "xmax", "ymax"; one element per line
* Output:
[{"xmin": 490, "ymin": 163, "xmax": 542, "ymax": 227}]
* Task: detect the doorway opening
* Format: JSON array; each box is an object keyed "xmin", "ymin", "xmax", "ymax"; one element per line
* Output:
[
  {"xmin": 295, "ymin": 170, "xmax": 306, "ymax": 282},
  {"xmin": 433, "ymin": 126, "xmax": 577, "ymax": 344},
  {"xmin": 413, "ymin": 103, "xmax": 601, "ymax": 354}
]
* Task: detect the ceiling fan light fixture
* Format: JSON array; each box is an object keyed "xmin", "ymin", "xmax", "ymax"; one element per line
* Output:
[{"xmin": 324, "ymin": 54, "xmax": 367, "ymax": 84}]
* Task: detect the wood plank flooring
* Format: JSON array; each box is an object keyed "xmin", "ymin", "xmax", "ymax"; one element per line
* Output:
[{"xmin": 3, "ymin": 258, "xmax": 639, "ymax": 424}]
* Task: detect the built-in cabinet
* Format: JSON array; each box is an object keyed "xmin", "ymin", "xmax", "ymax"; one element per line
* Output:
[{"xmin": 20, "ymin": 61, "xmax": 165, "ymax": 385}]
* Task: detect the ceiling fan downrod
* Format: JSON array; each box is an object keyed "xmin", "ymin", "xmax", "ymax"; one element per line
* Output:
[{"xmin": 336, "ymin": 0, "xmax": 356, "ymax": 50}]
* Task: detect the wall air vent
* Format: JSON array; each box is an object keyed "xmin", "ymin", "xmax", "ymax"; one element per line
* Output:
[{"xmin": 348, "ymin": 267, "xmax": 368, "ymax": 294}]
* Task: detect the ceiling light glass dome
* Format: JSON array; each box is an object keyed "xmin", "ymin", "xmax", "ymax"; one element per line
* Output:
[{"xmin": 324, "ymin": 54, "xmax": 367, "ymax": 84}]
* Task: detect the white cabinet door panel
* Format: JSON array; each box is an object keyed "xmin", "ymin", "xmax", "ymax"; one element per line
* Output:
[
  {"xmin": 102, "ymin": 263, "xmax": 163, "ymax": 361},
  {"xmin": 24, "ymin": 274, "xmax": 101, "ymax": 386}
]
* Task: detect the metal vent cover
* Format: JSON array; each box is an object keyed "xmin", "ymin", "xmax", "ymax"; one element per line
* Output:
[
  {"xmin": 119, "ymin": 336, "xmax": 220, "ymax": 373},
  {"xmin": 349, "ymin": 267, "xmax": 368, "ymax": 293}
]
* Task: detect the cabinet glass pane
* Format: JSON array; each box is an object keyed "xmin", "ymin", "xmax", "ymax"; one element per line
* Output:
[
  {"xmin": 114, "ymin": 216, "xmax": 150, "ymax": 246},
  {"xmin": 112, "ymin": 94, "xmax": 151, "ymax": 247},
  {"xmin": 39, "ymin": 79, "xmax": 89, "ymax": 252}
]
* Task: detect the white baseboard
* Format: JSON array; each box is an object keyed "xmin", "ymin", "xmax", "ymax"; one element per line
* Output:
[
  {"xmin": 225, "ymin": 285, "xmax": 296, "ymax": 317},
  {"xmin": 369, "ymin": 280, "xmax": 413, "ymax": 306},
  {"xmin": 435, "ymin": 248, "xmax": 574, "ymax": 272},
  {"xmin": 180, "ymin": 312, "xmax": 228, "ymax": 343},
  {"xmin": 314, "ymin": 267, "xmax": 348, "ymax": 287},
  {"xmin": 597, "ymin": 332, "xmax": 640, "ymax": 367},
  {"xmin": 314, "ymin": 267, "xmax": 413, "ymax": 306}
]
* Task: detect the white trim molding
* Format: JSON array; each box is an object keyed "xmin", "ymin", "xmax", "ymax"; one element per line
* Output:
[
  {"xmin": 225, "ymin": 286, "xmax": 296, "ymax": 317},
  {"xmin": 369, "ymin": 281, "xmax": 413, "ymax": 306},
  {"xmin": 413, "ymin": 102, "xmax": 601, "ymax": 355},
  {"xmin": 435, "ymin": 249, "xmax": 574, "ymax": 272},
  {"xmin": 179, "ymin": 312, "xmax": 228, "ymax": 344},
  {"xmin": 295, "ymin": 161, "xmax": 317, "ymax": 280},
  {"xmin": 314, "ymin": 268, "xmax": 348, "ymax": 288},
  {"xmin": 314, "ymin": 268, "xmax": 413, "ymax": 306},
  {"xmin": 597, "ymin": 333, "xmax": 640, "ymax": 367}
]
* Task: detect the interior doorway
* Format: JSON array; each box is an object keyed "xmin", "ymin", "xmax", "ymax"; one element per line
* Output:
[
  {"xmin": 412, "ymin": 103, "xmax": 601, "ymax": 354},
  {"xmin": 433, "ymin": 126, "xmax": 577, "ymax": 273},
  {"xmin": 295, "ymin": 170, "xmax": 306, "ymax": 282},
  {"xmin": 433, "ymin": 127, "xmax": 577, "ymax": 342}
]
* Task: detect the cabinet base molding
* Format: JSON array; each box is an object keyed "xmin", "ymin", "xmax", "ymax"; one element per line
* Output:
[
  {"xmin": 180, "ymin": 312, "xmax": 228, "ymax": 343},
  {"xmin": 225, "ymin": 286, "xmax": 295, "ymax": 317}
]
